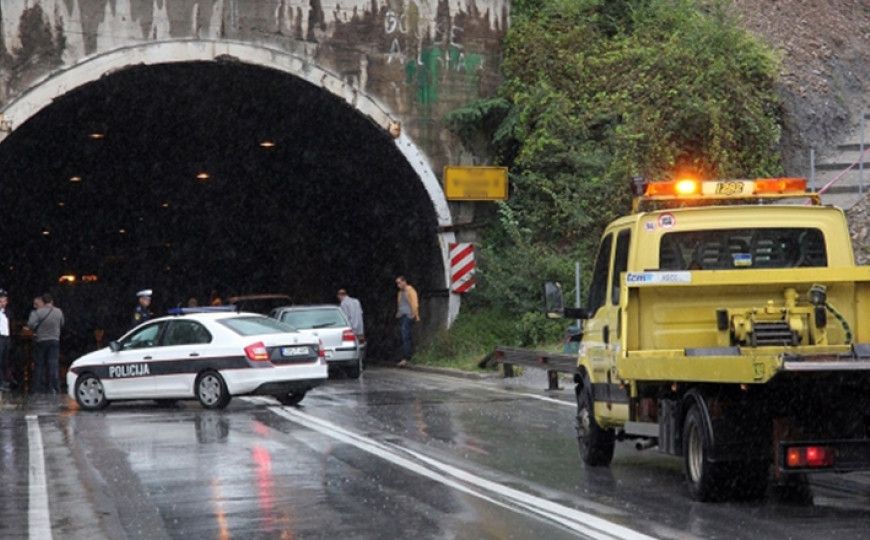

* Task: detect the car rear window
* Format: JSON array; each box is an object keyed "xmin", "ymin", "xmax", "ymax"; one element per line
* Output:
[
  {"xmin": 659, "ymin": 228, "xmax": 827, "ymax": 270},
  {"xmin": 219, "ymin": 316, "xmax": 295, "ymax": 336},
  {"xmin": 280, "ymin": 309, "xmax": 347, "ymax": 329}
]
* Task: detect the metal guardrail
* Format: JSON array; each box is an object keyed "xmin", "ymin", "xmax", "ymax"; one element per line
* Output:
[
  {"xmin": 816, "ymin": 147, "xmax": 870, "ymax": 196},
  {"xmin": 492, "ymin": 346, "xmax": 578, "ymax": 390}
]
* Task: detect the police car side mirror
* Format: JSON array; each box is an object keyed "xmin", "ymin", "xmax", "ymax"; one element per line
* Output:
[{"xmin": 109, "ymin": 340, "xmax": 121, "ymax": 353}]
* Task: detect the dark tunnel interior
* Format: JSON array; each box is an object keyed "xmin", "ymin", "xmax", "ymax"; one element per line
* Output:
[{"xmin": 0, "ymin": 61, "xmax": 444, "ymax": 367}]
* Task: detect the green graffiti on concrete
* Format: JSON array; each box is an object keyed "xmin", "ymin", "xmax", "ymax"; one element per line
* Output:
[{"xmin": 405, "ymin": 45, "xmax": 485, "ymax": 106}]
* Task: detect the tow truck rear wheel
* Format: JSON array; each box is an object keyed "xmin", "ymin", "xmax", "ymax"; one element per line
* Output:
[
  {"xmin": 575, "ymin": 383, "xmax": 615, "ymax": 466},
  {"xmin": 683, "ymin": 404, "xmax": 730, "ymax": 501}
]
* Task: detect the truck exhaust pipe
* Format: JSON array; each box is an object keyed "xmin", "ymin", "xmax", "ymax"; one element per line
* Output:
[{"xmin": 635, "ymin": 438, "xmax": 657, "ymax": 451}]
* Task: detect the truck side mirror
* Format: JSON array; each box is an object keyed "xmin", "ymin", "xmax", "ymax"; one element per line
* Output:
[{"xmin": 543, "ymin": 281, "xmax": 565, "ymax": 319}]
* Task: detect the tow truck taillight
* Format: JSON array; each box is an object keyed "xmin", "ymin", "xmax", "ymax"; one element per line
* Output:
[
  {"xmin": 785, "ymin": 445, "xmax": 835, "ymax": 469},
  {"xmin": 245, "ymin": 342, "xmax": 270, "ymax": 362},
  {"xmin": 341, "ymin": 329, "xmax": 357, "ymax": 343}
]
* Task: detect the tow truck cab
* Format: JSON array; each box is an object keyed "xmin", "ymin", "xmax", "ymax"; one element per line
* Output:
[{"xmin": 555, "ymin": 177, "xmax": 870, "ymax": 501}]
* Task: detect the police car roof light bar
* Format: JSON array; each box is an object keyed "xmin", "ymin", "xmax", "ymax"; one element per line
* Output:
[{"xmin": 167, "ymin": 306, "xmax": 237, "ymax": 316}]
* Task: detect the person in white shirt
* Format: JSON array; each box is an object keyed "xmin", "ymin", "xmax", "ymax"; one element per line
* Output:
[{"xmin": 0, "ymin": 289, "xmax": 11, "ymax": 391}]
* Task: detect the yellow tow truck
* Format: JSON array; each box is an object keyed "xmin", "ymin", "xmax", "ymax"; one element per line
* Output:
[{"xmin": 539, "ymin": 177, "xmax": 870, "ymax": 501}]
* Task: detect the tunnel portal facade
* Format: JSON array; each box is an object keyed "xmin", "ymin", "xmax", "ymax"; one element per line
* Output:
[{"xmin": 0, "ymin": 1, "xmax": 510, "ymax": 343}]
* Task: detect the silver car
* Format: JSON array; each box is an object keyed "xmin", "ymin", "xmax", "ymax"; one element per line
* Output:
[{"xmin": 270, "ymin": 305, "xmax": 365, "ymax": 378}]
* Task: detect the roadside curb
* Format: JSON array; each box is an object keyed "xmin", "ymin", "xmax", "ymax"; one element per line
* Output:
[{"xmin": 390, "ymin": 364, "xmax": 502, "ymax": 380}]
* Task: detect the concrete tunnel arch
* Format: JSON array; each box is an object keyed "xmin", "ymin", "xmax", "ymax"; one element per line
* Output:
[{"xmin": 0, "ymin": 39, "xmax": 461, "ymax": 346}]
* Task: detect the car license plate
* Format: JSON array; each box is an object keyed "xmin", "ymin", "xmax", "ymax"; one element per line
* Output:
[{"xmin": 282, "ymin": 346, "xmax": 309, "ymax": 357}]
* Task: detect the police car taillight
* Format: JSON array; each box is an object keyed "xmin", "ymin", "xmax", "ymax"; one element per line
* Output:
[
  {"xmin": 245, "ymin": 342, "xmax": 270, "ymax": 362},
  {"xmin": 341, "ymin": 329, "xmax": 357, "ymax": 343},
  {"xmin": 318, "ymin": 339, "xmax": 326, "ymax": 358}
]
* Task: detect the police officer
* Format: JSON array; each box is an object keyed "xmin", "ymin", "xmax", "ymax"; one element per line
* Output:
[{"xmin": 133, "ymin": 289, "xmax": 154, "ymax": 327}]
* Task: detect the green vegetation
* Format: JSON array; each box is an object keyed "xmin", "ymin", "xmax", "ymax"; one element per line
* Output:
[
  {"xmin": 425, "ymin": 0, "xmax": 784, "ymax": 370},
  {"xmin": 414, "ymin": 308, "xmax": 563, "ymax": 371}
]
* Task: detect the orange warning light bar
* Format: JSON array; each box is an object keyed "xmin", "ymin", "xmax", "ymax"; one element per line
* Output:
[
  {"xmin": 645, "ymin": 180, "xmax": 700, "ymax": 197},
  {"xmin": 674, "ymin": 179, "xmax": 699, "ymax": 195},
  {"xmin": 753, "ymin": 177, "xmax": 807, "ymax": 194}
]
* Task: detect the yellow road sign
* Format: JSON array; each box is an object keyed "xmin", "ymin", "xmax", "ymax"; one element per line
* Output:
[{"xmin": 444, "ymin": 166, "xmax": 508, "ymax": 201}]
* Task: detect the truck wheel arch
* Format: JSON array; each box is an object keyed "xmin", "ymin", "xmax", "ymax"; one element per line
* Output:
[{"xmin": 679, "ymin": 388, "xmax": 716, "ymax": 452}]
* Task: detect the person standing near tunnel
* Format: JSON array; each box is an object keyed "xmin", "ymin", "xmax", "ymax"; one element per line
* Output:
[
  {"xmin": 395, "ymin": 276, "xmax": 420, "ymax": 368},
  {"xmin": 26, "ymin": 294, "xmax": 65, "ymax": 394},
  {"xmin": 133, "ymin": 289, "xmax": 154, "ymax": 327},
  {"xmin": 337, "ymin": 288, "xmax": 364, "ymax": 339},
  {"xmin": 0, "ymin": 289, "xmax": 12, "ymax": 391}
]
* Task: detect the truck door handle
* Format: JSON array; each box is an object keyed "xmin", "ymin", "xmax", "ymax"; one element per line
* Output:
[
  {"xmin": 189, "ymin": 352, "xmax": 199, "ymax": 357},
  {"xmin": 603, "ymin": 325, "xmax": 610, "ymax": 345}
]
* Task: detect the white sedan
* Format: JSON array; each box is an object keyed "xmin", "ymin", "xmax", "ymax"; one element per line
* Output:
[{"xmin": 67, "ymin": 311, "xmax": 327, "ymax": 410}]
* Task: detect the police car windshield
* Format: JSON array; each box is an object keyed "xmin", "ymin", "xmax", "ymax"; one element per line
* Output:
[
  {"xmin": 280, "ymin": 308, "xmax": 346, "ymax": 330},
  {"xmin": 219, "ymin": 316, "xmax": 296, "ymax": 336},
  {"xmin": 659, "ymin": 228, "xmax": 827, "ymax": 270}
]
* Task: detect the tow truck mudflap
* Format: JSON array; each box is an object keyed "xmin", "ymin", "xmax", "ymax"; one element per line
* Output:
[{"xmin": 778, "ymin": 439, "xmax": 870, "ymax": 474}]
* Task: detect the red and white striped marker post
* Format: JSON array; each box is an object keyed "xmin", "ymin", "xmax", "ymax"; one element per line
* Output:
[{"xmin": 449, "ymin": 242, "xmax": 476, "ymax": 294}]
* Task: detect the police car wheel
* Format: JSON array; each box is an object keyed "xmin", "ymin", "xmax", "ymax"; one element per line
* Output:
[
  {"xmin": 75, "ymin": 374, "xmax": 108, "ymax": 411},
  {"xmin": 195, "ymin": 371, "xmax": 231, "ymax": 410},
  {"xmin": 275, "ymin": 391, "xmax": 306, "ymax": 406}
]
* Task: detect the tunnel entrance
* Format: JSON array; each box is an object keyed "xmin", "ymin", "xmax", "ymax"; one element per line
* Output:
[{"xmin": 0, "ymin": 61, "xmax": 447, "ymax": 365}]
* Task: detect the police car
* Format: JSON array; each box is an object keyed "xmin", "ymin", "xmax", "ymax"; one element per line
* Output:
[{"xmin": 67, "ymin": 311, "xmax": 327, "ymax": 410}]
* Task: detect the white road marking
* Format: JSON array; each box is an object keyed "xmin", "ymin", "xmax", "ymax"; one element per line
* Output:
[
  {"xmin": 514, "ymin": 392, "xmax": 575, "ymax": 407},
  {"xmin": 376, "ymin": 367, "xmax": 577, "ymax": 408},
  {"xmin": 265, "ymin": 404, "xmax": 654, "ymax": 540},
  {"xmin": 26, "ymin": 415, "xmax": 53, "ymax": 540}
]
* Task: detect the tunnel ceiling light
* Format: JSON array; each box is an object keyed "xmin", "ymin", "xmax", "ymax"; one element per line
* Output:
[
  {"xmin": 41, "ymin": 229, "xmax": 50, "ymax": 236},
  {"xmin": 88, "ymin": 132, "xmax": 105, "ymax": 140},
  {"xmin": 259, "ymin": 140, "xmax": 276, "ymax": 148},
  {"xmin": 69, "ymin": 175, "xmax": 82, "ymax": 183},
  {"xmin": 196, "ymin": 172, "xmax": 210, "ymax": 181},
  {"xmin": 119, "ymin": 228, "xmax": 127, "ymax": 234},
  {"xmin": 161, "ymin": 202, "xmax": 170, "ymax": 208},
  {"xmin": 57, "ymin": 201, "xmax": 65, "ymax": 207}
]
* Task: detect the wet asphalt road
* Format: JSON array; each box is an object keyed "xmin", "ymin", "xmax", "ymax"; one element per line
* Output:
[{"xmin": 1, "ymin": 367, "xmax": 869, "ymax": 539}]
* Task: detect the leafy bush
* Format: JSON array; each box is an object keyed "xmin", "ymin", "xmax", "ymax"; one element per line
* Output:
[
  {"xmin": 415, "ymin": 308, "xmax": 520, "ymax": 370},
  {"xmin": 447, "ymin": 0, "xmax": 783, "ymax": 314}
]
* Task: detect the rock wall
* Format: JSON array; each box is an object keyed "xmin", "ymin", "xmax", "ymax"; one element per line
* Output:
[
  {"xmin": 846, "ymin": 193, "xmax": 869, "ymax": 265},
  {"xmin": 0, "ymin": 0, "xmax": 510, "ymax": 173}
]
